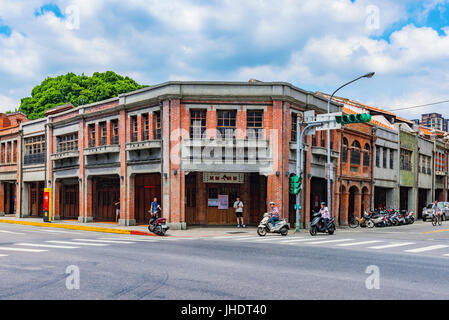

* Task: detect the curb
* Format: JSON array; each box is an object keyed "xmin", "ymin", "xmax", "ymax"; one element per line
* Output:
[{"xmin": 0, "ymin": 219, "xmax": 156, "ymax": 236}]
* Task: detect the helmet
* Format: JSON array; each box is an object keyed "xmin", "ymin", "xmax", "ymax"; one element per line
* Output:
[
  {"xmin": 321, "ymin": 202, "xmax": 326, "ymax": 206},
  {"xmin": 269, "ymin": 201, "xmax": 275, "ymax": 205}
]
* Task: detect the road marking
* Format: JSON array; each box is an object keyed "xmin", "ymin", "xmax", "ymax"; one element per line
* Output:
[
  {"xmin": 0, "ymin": 247, "xmax": 47, "ymax": 253},
  {"xmin": 336, "ymin": 240, "xmax": 384, "ymax": 247},
  {"xmin": 229, "ymin": 236, "xmax": 260, "ymax": 241},
  {"xmin": 368, "ymin": 242, "xmax": 415, "ymax": 250},
  {"xmin": 305, "ymin": 239, "xmax": 354, "ymax": 245},
  {"xmin": 404, "ymin": 245, "xmax": 449, "ymax": 253},
  {"xmin": 46, "ymin": 241, "xmax": 108, "ymax": 246},
  {"xmin": 72, "ymin": 239, "xmax": 134, "ymax": 244},
  {"xmin": 0, "ymin": 254, "xmax": 7, "ymax": 257},
  {"xmin": 281, "ymin": 238, "xmax": 329, "ymax": 244},
  {"xmin": 210, "ymin": 235, "xmax": 253, "ymax": 240},
  {"xmin": 248, "ymin": 237, "xmax": 291, "ymax": 242},
  {"xmin": 422, "ymin": 228, "xmax": 449, "ymax": 234},
  {"xmin": 15, "ymin": 243, "xmax": 80, "ymax": 249},
  {"xmin": 40, "ymin": 229, "xmax": 83, "ymax": 235},
  {"xmin": 0, "ymin": 230, "xmax": 25, "ymax": 235},
  {"xmin": 97, "ymin": 237, "xmax": 158, "ymax": 242}
]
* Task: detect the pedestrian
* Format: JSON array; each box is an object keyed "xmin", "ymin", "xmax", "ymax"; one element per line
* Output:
[
  {"xmin": 150, "ymin": 196, "xmax": 161, "ymax": 221},
  {"xmin": 233, "ymin": 196, "xmax": 245, "ymax": 228},
  {"xmin": 113, "ymin": 199, "xmax": 120, "ymax": 222}
]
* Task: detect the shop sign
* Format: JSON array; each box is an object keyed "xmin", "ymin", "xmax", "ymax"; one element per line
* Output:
[
  {"xmin": 208, "ymin": 199, "xmax": 219, "ymax": 207},
  {"xmin": 218, "ymin": 195, "xmax": 229, "ymax": 210},
  {"xmin": 203, "ymin": 173, "xmax": 244, "ymax": 184}
]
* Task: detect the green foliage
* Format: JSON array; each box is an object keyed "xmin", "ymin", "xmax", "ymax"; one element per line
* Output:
[{"xmin": 19, "ymin": 71, "xmax": 148, "ymax": 120}]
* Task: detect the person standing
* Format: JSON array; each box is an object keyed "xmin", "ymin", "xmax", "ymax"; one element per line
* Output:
[
  {"xmin": 113, "ymin": 200, "xmax": 120, "ymax": 222},
  {"xmin": 233, "ymin": 196, "xmax": 245, "ymax": 228},
  {"xmin": 150, "ymin": 196, "xmax": 161, "ymax": 220}
]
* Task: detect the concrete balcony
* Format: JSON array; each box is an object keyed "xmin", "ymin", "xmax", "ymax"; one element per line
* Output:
[
  {"xmin": 183, "ymin": 138, "xmax": 269, "ymax": 148},
  {"xmin": 126, "ymin": 140, "xmax": 162, "ymax": 151},
  {"xmin": 51, "ymin": 150, "xmax": 80, "ymax": 161},
  {"xmin": 311, "ymin": 146, "xmax": 339, "ymax": 159},
  {"xmin": 84, "ymin": 145, "xmax": 120, "ymax": 155}
]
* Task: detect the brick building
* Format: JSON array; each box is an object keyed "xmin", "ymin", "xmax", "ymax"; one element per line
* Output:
[{"xmin": 28, "ymin": 81, "xmax": 339, "ymax": 229}]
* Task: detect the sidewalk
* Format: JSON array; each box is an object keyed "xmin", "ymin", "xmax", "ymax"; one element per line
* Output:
[{"xmin": 0, "ymin": 215, "xmax": 291, "ymax": 237}]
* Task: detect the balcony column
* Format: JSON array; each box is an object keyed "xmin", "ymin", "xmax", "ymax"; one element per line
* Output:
[
  {"xmin": 137, "ymin": 114, "xmax": 143, "ymax": 142},
  {"xmin": 95, "ymin": 123, "xmax": 100, "ymax": 147},
  {"xmin": 206, "ymin": 107, "xmax": 217, "ymax": 139},
  {"xmin": 106, "ymin": 120, "xmax": 112, "ymax": 145},
  {"xmin": 119, "ymin": 109, "xmax": 132, "ymax": 225},
  {"xmin": 236, "ymin": 106, "xmax": 246, "ymax": 139},
  {"xmin": 148, "ymin": 112, "xmax": 154, "ymax": 140}
]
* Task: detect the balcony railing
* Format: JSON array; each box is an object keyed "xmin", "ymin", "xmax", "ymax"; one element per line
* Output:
[
  {"xmin": 154, "ymin": 128, "xmax": 161, "ymax": 140},
  {"xmin": 100, "ymin": 136, "xmax": 107, "ymax": 146},
  {"xmin": 89, "ymin": 140, "xmax": 96, "ymax": 148},
  {"xmin": 131, "ymin": 132, "xmax": 138, "ymax": 142},
  {"xmin": 143, "ymin": 130, "xmax": 149, "ymax": 141},
  {"xmin": 111, "ymin": 135, "xmax": 119, "ymax": 145},
  {"xmin": 24, "ymin": 153, "xmax": 46, "ymax": 165}
]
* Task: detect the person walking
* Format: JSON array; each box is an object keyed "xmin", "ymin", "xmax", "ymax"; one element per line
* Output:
[
  {"xmin": 113, "ymin": 200, "xmax": 120, "ymax": 222},
  {"xmin": 233, "ymin": 196, "xmax": 245, "ymax": 228}
]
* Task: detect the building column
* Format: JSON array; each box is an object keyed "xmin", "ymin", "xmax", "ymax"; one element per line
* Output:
[
  {"xmin": 148, "ymin": 112, "xmax": 155, "ymax": 140},
  {"xmin": 236, "ymin": 105, "xmax": 246, "ymax": 139},
  {"xmin": 106, "ymin": 120, "xmax": 112, "ymax": 145},
  {"xmin": 78, "ymin": 119, "xmax": 88, "ymax": 223},
  {"xmin": 53, "ymin": 181, "xmax": 61, "ymax": 220},
  {"xmin": 95, "ymin": 123, "xmax": 100, "ymax": 147},
  {"xmin": 118, "ymin": 109, "xmax": 130, "ymax": 226},
  {"xmin": 137, "ymin": 114, "xmax": 143, "ymax": 142},
  {"xmin": 84, "ymin": 177, "xmax": 94, "ymax": 222},
  {"xmin": 354, "ymin": 191, "xmax": 362, "ymax": 219},
  {"xmin": 125, "ymin": 174, "xmax": 136, "ymax": 226},
  {"xmin": 341, "ymin": 190, "xmax": 349, "ymax": 226}
]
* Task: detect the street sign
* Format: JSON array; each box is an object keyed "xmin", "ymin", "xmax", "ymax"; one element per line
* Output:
[
  {"xmin": 304, "ymin": 110, "xmax": 315, "ymax": 123},
  {"xmin": 315, "ymin": 112, "xmax": 342, "ymax": 131}
]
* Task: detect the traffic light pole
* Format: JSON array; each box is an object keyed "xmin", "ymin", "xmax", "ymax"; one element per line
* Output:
[{"xmin": 295, "ymin": 120, "xmax": 324, "ymax": 233}]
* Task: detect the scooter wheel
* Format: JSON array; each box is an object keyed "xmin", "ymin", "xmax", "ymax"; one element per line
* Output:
[
  {"xmin": 309, "ymin": 227, "xmax": 317, "ymax": 236},
  {"xmin": 328, "ymin": 226, "xmax": 335, "ymax": 235},
  {"xmin": 280, "ymin": 227, "xmax": 288, "ymax": 236},
  {"xmin": 155, "ymin": 225, "xmax": 162, "ymax": 235},
  {"xmin": 366, "ymin": 220, "xmax": 374, "ymax": 228},
  {"xmin": 257, "ymin": 227, "xmax": 267, "ymax": 237}
]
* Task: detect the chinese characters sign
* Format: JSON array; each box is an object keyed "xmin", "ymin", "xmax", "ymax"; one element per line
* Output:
[{"xmin": 203, "ymin": 173, "xmax": 244, "ymax": 184}]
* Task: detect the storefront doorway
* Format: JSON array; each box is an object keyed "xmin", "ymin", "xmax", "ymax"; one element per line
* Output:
[
  {"xmin": 134, "ymin": 173, "xmax": 161, "ymax": 224},
  {"xmin": 94, "ymin": 176, "xmax": 120, "ymax": 221}
]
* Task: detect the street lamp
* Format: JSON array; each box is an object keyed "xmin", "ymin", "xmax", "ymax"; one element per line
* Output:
[{"xmin": 326, "ymin": 72, "xmax": 375, "ymax": 218}]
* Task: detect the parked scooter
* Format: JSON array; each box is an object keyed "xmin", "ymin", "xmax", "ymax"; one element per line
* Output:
[
  {"xmin": 148, "ymin": 211, "xmax": 169, "ymax": 236},
  {"xmin": 372, "ymin": 214, "xmax": 387, "ymax": 227},
  {"xmin": 310, "ymin": 211, "xmax": 335, "ymax": 236},
  {"xmin": 257, "ymin": 213, "xmax": 289, "ymax": 236}
]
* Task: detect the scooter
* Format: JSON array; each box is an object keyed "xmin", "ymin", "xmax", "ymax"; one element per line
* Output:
[
  {"xmin": 257, "ymin": 213, "xmax": 289, "ymax": 236},
  {"xmin": 148, "ymin": 211, "xmax": 169, "ymax": 236},
  {"xmin": 372, "ymin": 214, "xmax": 386, "ymax": 227},
  {"xmin": 310, "ymin": 212, "xmax": 335, "ymax": 236}
]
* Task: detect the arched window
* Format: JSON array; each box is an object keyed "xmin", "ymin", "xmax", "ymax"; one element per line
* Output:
[
  {"xmin": 350, "ymin": 140, "xmax": 361, "ymax": 165},
  {"xmin": 363, "ymin": 143, "xmax": 370, "ymax": 166},
  {"xmin": 342, "ymin": 138, "xmax": 348, "ymax": 163}
]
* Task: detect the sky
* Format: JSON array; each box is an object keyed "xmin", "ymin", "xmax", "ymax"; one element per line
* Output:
[{"xmin": 1, "ymin": 0, "xmax": 449, "ymax": 120}]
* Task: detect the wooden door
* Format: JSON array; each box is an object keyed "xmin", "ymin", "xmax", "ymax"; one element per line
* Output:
[
  {"xmin": 134, "ymin": 174, "xmax": 161, "ymax": 223},
  {"xmin": 206, "ymin": 185, "xmax": 239, "ymax": 225},
  {"xmin": 63, "ymin": 184, "xmax": 79, "ymax": 219},
  {"xmin": 96, "ymin": 181, "xmax": 120, "ymax": 221}
]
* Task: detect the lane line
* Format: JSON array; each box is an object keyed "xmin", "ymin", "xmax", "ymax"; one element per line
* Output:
[
  {"xmin": 97, "ymin": 237, "xmax": 158, "ymax": 242},
  {"xmin": 368, "ymin": 242, "xmax": 415, "ymax": 250},
  {"xmin": 404, "ymin": 245, "xmax": 449, "ymax": 253},
  {"xmin": 15, "ymin": 243, "xmax": 80, "ymax": 249},
  {"xmin": 305, "ymin": 239, "xmax": 354, "ymax": 245},
  {"xmin": 281, "ymin": 238, "xmax": 331, "ymax": 244},
  {"xmin": 46, "ymin": 241, "xmax": 108, "ymax": 247},
  {"xmin": 0, "ymin": 254, "xmax": 7, "ymax": 257},
  {"xmin": 0, "ymin": 230, "xmax": 25, "ymax": 235},
  {"xmin": 247, "ymin": 237, "xmax": 293, "ymax": 242},
  {"xmin": 210, "ymin": 235, "xmax": 254, "ymax": 240},
  {"xmin": 72, "ymin": 239, "xmax": 134, "ymax": 244},
  {"xmin": 336, "ymin": 240, "xmax": 384, "ymax": 247},
  {"xmin": 0, "ymin": 247, "xmax": 47, "ymax": 253}
]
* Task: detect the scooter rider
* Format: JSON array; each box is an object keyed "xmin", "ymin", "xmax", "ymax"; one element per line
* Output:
[
  {"xmin": 432, "ymin": 200, "xmax": 442, "ymax": 221},
  {"xmin": 268, "ymin": 201, "xmax": 280, "ymax": 230},
  {"xmin": 319, "ymin": 202, "xmax": 330, "ymax": 228}
]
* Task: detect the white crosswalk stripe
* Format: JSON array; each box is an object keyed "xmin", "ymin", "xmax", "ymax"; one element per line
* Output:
[
  {"xmin": 305, "ymin": 239, "xmax": 354, "ymax": 245},
  {"xmin": 0, "ymin": 254, "xmax": 8, "ymax": 257},
  {"xmin": 229, "ymin": 236, "xmax": 260, "ymax": 241},
  {"xmin": 15, "ymin": 243, "xmax": 80, "ymax": 249},
  {"xmin": 46, "ymin": 241, "xmax": 108, "ymax": 246},
  {"xmin": 404, "ymin": 245, "xmax": 449, "ymax": 253},
  {"xmin": 280, "ymin": 238, "xmax": 319, "ymax": 244},
  {"xmin": 368, "ymin": 242, "xmax": 415, "ymax": 250},
  {"xmin": 40, "ymin": 229, "xmax": 84, "ymax": 235},
  {"xmin": 0, "ymin": 247, "xmax": 47, "ymax": 253},
  {"xmin": 72, "ymin": 239, "xmax": 135, "ymax": 244},
  {"xmin": 0, "ymin": 230, "xmax": 25, "ymax": 235},
  {"xmin": 336, "ymin": 240, "xmax": 384, "ymax": 247},
  {"xmin": 209, "ymin": 235, "xmax": 252, "ymax": 240},
  {"xmin": 248, "ymin": 237, "xmax": 291, "ymax": 242}
]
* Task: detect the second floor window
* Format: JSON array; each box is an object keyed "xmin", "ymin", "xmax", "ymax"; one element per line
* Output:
[
  {"xmin": 24, "ymin": 136, "xmax": 46, "ymax": 164},
  {"xmin": 342, "ymin": 138, "xmax": 348, "ymax": 163},
  {"xmin": 57, "ymin": 133, "xmax": 78, "ymax": 153},
  {"xmin": 247, "ymin": 110, "xmax": 263, "ymax": 139},
  {"xmin": 363, "ymin": 144, "xmax": 370, "ymax": 166},
  {"xmin": 291, "ymin": 113, "xmax": 298, "ymax": 142},
  {"xmin": 111, "ymin": 120, "xmax": 119, "ymax": 145},
  {"xmin": 390, "ymin": 149, "xmax": 394, "ymax": 169},
  {"xmin": 400, "ymin": 149, "xmax": 412, "ymax": 171},
  {"xmin": 99, "ymin": 122, "xmax": 107, "ymax": 146},
  {"xmin": 350, "ymin": 140, "xmax": 361, "ymax": 166},
  {"xmin": 217, "ymin": 110, "xmax": 236, "ymax": 139},
  {"xmin": 143, "ymin": 114, "xmax": 149, "ymax": 141},
  {"xmin": 131, "ymin": 116, "xmax": 138, "ymax": 142},
  {"xmin": 89, "ymin": 124, "xmax": 96, "ymax": 147},
  {"xmin": 382, "ymin": 147, "xmax": 387, "ymax": 168},
  {"xmin": 154, "ymin": 111, "xmax": 161, "ymax": 139},
  {"xmin": 190, "ymin": 110, "xmax": 206, "ymax": 139}
]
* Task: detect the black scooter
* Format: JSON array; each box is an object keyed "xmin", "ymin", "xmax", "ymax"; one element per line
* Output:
[{"xmin": 310, "ymin": 212, "xmax": 335, "ymax": 236}]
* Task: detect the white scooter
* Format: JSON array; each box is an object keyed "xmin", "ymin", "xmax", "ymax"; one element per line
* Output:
[{"xmin": 257, "ymin": 213, "xmax": 289, "ymax": 236}]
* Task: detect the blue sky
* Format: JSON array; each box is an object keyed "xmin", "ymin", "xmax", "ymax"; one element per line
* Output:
[{"xmin": 1, "ymin": 0, "xmax": 449, "ymax": 119}]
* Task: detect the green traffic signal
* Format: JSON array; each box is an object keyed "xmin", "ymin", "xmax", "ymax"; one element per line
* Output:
[
  {"xmin": 335, "ymin": 113, "xmax": 372, "ymax": 125},
  {"xmin": 289, "ymin": 175, "xmax": 302, "ymax": 195}
]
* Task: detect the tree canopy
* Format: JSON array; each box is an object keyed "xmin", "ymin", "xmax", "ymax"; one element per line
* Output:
[{"xmin": 19, "ymin": 71, "xmax": 148, "ymax": 120}]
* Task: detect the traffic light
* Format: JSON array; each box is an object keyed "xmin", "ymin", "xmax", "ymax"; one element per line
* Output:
[
  {"xmin": 335, "ymin": 113, "xmax": 372, "ymax": 124},
  {"xmin": 289, "ymin": 174, "xmax": 302, "ymax": 195}
]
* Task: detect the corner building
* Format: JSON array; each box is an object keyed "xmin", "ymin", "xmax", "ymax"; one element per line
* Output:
[{"xmin": 44, "ymin": 81, "xmax": 339, "ymax": 228}]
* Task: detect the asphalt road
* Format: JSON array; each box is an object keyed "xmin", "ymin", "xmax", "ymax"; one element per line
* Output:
[{"xmin": 0, "ymin": 221, "xmax": 448, "ymax": 300}]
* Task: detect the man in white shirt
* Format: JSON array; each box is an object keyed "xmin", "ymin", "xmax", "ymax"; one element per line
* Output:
[{"xmin": 233, "ymin": 196, "xmax": 245, "ymax": 228}]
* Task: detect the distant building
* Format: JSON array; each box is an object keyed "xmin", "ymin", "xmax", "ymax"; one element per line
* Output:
[{"xmin": 421, "ymin": 113, "xmax": 447, "ymax": 131}]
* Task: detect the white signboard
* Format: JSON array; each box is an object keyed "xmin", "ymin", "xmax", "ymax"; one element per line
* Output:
[
  {"xmin": 315, "ymin": 112, "xmax": 342, "ymax": 131},
  {"xmin": 203, "ymin": 173, "xmax": 245, "ymax": 184},
  {"xmin": 208, "ymin": 199, "xmax": 219, "ymax": 207}
]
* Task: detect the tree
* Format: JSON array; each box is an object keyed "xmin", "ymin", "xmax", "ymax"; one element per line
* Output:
[{"xmin": 19, "ymin": 71, "xmax": 148, "ymax": 120}]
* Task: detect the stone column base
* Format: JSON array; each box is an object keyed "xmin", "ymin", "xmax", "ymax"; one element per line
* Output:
[
  {"xmin": 118, "ymin": 219, "xmax": 136, "ymax": 226},
  {"xmin": 78, "ymin": 216, "xmax": 94, "ymax": 223},
  {"xmin": 167, "ymin": 222, "xmax": 187, "ymax": 230},
  {"xmin": 52, "ymin": 215, "xmax": 61, "ymax": 220},
  {"xmin": 0, "ymin": 212, "xmax": 5, "ymax": 216}
]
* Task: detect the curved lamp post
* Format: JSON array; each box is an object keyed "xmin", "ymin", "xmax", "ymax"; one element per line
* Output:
[{"xmin": 326, "ymin": 72, "xmax": 375, "ymax": 219}]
